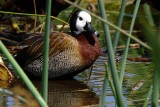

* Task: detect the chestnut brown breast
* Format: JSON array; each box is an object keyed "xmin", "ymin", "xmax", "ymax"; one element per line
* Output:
[{"xmin": 15, "ymin": 32, "xmax": 100, "ymax": 79}]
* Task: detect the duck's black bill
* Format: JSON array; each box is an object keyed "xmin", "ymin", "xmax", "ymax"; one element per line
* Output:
[{"xmin": 84, "ymin": 22, "xmax": 100, "ymax": 37}]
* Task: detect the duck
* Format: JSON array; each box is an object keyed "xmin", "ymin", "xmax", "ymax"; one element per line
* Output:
[{"xmin": 12, "ymin": 10, "xmax": 100, "ymax": 79}]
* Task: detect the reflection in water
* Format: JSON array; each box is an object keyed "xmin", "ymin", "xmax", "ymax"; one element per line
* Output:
[
  {"xmin": 33, "ymin": 80, "xmax": 99, "ymax": 107},
  {"xmin": 0, "ymin": 81, "xmax": 39, "ymax": 107},
  {"xmin": 0, "ymin": 79, "xmax": 99, "ymax": 107}
]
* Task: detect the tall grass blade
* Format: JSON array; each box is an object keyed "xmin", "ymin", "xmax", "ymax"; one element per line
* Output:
[
  {"xmin": 99, "ymin": 64, "xmax": 109, "ymax": 107},
  {"xmin": 143, "ymin": 4, "xmax": 160, "ymax": 107},
  {"xmin": 143, "ymin": 4, "xmax": 155, "ymax": 26},
  {"xmin": 98, "ymin": 0, "xmax": 124, "ymax": 106},
  {"xmin": 41, "ymin": 0, "xmax": 52, "ymax": 102},
  {"xmin": 152, "ymin": 67, "xmax": 160, "ymax": 107},
  {"xmin": 139, "ymin": 16, "xmax": 160, "ymax": 107},
  {"xmin": 119, "ymin": 0, "xmax": 141, "ymax": 85},
  {"xmin": 113, "ymin": 0, "xmax": 126, "ymax": 52},
  {"xmin": 143, "ymin": 86, "xmax": 152, "ymax": 107}
]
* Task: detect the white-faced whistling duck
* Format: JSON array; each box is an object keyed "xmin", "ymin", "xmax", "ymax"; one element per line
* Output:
[{"xmin": 14, "ymin": 10, "xmax": 100, "ymax": 79}]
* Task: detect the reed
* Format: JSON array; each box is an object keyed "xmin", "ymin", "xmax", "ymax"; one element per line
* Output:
[
  {"xmin": 140, "ymin": 3, "xmax": 160, "ymax": 106},
  {"xmin": 143, "ymin": 86, "xmax": 152, "ymax": 107},
  {"xmin": 41, "ymin": 0, "xmax": 52, "ymax": 102},
  {"xmin": 147, "ymin": 30, "xmax": 160, "ymax": 107},
  {"xmin": 98, "ymin": 0, "xmax": 124, "ymax": 106},
  {"xmin": 119, "ymin": 0, "xmax": 141, "ymax": 85},
  {"xmin": 113, "ymin": 0, "xmax": 126, "ymax": 52},
  {"xmin": 105, "ymin": 63, "xmax": 117, "ymax": 103},
  {"xmin": 141, "ymin": 4, "xmax": 154, "ymax": 106},
  {"xmin": 33, "ymin": 0, "xmax": 37, "ymax": 32},
  {"xmin": 99, "ymin": 63, "xmax": 109, "ymax": 107},
  {"xmin": 142, "ymin": 4, "xmax": 155, "ymax": 26},
  {"xmin": 139, "ymin": 13, "xmax": 160, "ymax": 107},
  {"xmin": 99, "ymin": 1, "xmax": 127, "ymax": 106}
]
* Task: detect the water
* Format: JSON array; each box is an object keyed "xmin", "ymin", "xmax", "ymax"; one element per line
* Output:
[
  {"xmin": 76, "ymin": 52, "xmax": 153, "ymax": 107},
  {"xmin": 0, "ymin": 53, "xmax": 153, "ymax": 107}
]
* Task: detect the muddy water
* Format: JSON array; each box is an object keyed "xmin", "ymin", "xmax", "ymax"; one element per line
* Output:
[{"xmin": 0, "ymin": 53, "xmax": 153, "ymax": 107}]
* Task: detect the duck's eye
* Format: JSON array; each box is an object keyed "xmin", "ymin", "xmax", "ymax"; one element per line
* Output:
[{"xmin": 79, "ymin": 17, "xmax": 83, "ymax": 21}]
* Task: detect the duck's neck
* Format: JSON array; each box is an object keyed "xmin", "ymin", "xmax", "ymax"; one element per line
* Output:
[
  {"xmin": 76, "ymin": 32, "xmax": 96, "ymax": 46},
  {"xmin": 77, "ymin": 32, "xmax": 100, "ymax": 66}
]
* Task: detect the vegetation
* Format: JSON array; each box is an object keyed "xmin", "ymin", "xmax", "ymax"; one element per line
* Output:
[{"xmin": 0, "ymin": 0, "xmax": 160, "ymax": 106}]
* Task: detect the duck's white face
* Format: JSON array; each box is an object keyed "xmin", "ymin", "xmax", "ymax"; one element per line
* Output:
[
  {"xmin": 70, "ymin": 10, "xmax": 99, "ymax": 36},
  {"xmin": 76, "ymin": 11, "xmax": 91, "ymax": 33}
]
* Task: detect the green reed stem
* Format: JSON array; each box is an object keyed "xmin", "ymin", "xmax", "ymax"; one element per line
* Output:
[
  {"xmin": 100, "ymin": 62, "xmax": 119, "ymax": 107},
  {"xmin": 141, "ymin": 4, "xmax": 160, "ymax": 107},
  {"xmin": 99, "ymin": 62, "xmax": 118, "ymax": 107},
  {"xmin": 99, "ymin": 63, "xmax": 109, "ymax": 107},
  {"xmin": 140, "ymin": 18, "xmax": 160, "ymax": 107},
  {"xmin": 142, "ymin": 4, "xmax": 155, "ymax": 26},
  {"xmin": 64, "ymin": 0, "xmax": 152, "ymax": 51},
  {"xmin": 105, "ymin": 63, "xmax": 117, "ymax": 101},
  {"xmin": 119, "ymin": 0, "xmax": 141, "ymax": 85},
  {"xmin": 143, "ymin": 5, "xmax": 159, "ymax": 107},
  {"xmin": 143, "ymin": 86, "xmax": 152, "ymax": 107},
  {"xmin": 98, "ymin": 0, "xmax": 124, "ymax": 106},
  {"xmin": 113, "ymin": 0, "xmax": 126, "ymax": 52},
  {"xmin": 151, "ymin": 36, "xmax": 160, "ymax": 107},
  {"xmin": 152, "ymin": 67, "xmax": 160, "ymax": 107},
  {"xmin": 0, "ymin": 41, "xmax": 48, "ymax": 107},
  {"xmin": 41, "ymin": 0, "xmax": 51, "ymax": 102}
]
